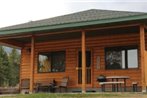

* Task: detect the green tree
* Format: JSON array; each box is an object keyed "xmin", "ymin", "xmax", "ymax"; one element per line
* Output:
[
  {"xmin": 0, "ymin": 46, "xmax": 9, "ymax": 86},
  {"xmin": 8, "ymin": 48, "xmax": 20, "ymax": 86}
]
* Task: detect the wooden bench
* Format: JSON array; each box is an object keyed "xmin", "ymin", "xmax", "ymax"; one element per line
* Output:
[
  {"xmin": 35, "ymin": 79, "xmax": 54, "ymax": 92},
  {"xmin": 99, "ymin": 81, "xmax": 124, "ymax": 92},
  {"xmin": 57, "ymin": 77, "xmax": 69, "ymax": 92},
  {"xmin": 35, "ymin": 77, "xmax": 69, "ymax": 93}
]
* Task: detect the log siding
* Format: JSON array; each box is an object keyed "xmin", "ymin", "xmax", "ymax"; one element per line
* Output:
[{"xmin": 20, "ymin": 31, "xmax": 143, "ymax": 89}]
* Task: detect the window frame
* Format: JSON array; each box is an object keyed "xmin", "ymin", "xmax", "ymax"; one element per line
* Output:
[
  {"xmin": 37, "ymin": 51, "xmax": 66, "ymax": 73},
  {"xmin": 105, "ymin": 46, "xmax": 139, "ymax": 70}
]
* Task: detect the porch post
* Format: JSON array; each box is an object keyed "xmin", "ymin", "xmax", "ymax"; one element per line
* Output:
[
  {"xmin": 81, "ymin": 30, "xmax": 86, "ymax": 93},
  {"xmin": 30, "ymin": 35, "xmax": 35, "ymax": 93},
  {"xmin": 140, "ymin": 24, "xmax": 147, "ymax": 92}
]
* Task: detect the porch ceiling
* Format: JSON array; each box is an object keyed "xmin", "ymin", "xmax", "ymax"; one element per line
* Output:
[
  {"xmin": 13, "ymin": 31, "xmax": 81, "ymax": 43},
  {"xmin": 4, "ymin": 25, "xmax": 140, "ymax": 45}
]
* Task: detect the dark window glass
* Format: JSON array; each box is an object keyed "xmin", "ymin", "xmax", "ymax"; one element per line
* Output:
[
  {"xmin": 78, "ymin": 51, "xmax": 91, "ymax": 84},
  {"xmin": 38, "ymin": 51, "xmax": 65, "ymax": 73},
  {"xmin": 78, "ymin": 51, "xmax": 91, "ymax": 67},
  {"xmin": 51, "ymin": 52, "xmax": 65, "ymax": 72},
  {"xmin": 105, "ymin": 46, "xmax": 138, "ymax": 69}
]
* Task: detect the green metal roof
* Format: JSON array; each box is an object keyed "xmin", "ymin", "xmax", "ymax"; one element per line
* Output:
[{"xmin": 0, "ymin": 9, "xmax": 147, "ymax": 36}]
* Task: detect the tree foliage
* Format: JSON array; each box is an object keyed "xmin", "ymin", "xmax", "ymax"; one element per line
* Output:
[
  {"xmin": 0, "ymin": 46, "xmax": 20, "ymax": 87},
  {"xmin": 8, "ymin": 48, "xmax": 20, "ymax": 86},
  {"xmin": 0, "ymin": 46, "xmax": 9, "ymax": 86}
]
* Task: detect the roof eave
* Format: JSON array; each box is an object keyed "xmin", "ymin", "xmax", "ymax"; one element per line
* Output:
[{"xmin": 0, "ymin": 14, "xmax": 147, "ymax": 36}]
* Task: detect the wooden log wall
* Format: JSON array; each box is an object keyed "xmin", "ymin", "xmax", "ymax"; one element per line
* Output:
[{"xmin": 20, "ymin": 31, "xmax": 143, "ymax": 89}]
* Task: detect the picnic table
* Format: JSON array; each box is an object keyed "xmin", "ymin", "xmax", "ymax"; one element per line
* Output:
[{"xmin": 106, "ymin": 76, "xmax": 130, "ymax": 92}]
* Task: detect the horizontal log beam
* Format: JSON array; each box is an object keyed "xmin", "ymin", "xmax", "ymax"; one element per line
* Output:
[
  {"xmin": 0, "ymin": 34, "xmax": 31, "ymax": 40},
  {"xmin": 36, "ymin": 23, "xmax": 140, "ymax": 36},
  {"xmin": 0, "ymin": 39, "xmax": 24, "ymax": 48},
  {"xmin": 0, "ymin": 23, "xmax": 139, "ymax": 40}
]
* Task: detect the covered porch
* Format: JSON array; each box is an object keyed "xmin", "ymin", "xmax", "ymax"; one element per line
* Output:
[{"xmin": 0, "ymin": 23, "xmax": 147, "ymax": 93}]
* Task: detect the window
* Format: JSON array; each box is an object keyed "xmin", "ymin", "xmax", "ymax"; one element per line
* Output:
[
  {"xmin": 105, "ymin": 46, "xmax": 138, "ymax": 69},
  {"xmin": 38, "ymin": 51, "xmax": 65, "ymax": 73}
]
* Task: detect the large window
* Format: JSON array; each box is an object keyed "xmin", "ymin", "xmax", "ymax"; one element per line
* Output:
[
  {"xmin": 38, "ymin": 51, "xmax": 65, "ymax": 73},
  {"xmin": 105, "ymin": 46, "xmax": 138, "ymax": 69}
]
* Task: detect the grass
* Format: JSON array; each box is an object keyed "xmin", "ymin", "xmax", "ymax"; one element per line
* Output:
[{"xmin": 0, "ymin": 93, "xmax": 147, "ymax": 98}]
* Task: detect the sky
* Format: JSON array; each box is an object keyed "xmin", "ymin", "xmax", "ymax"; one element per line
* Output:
[{"xmin": 0, "ymin": 0, "xmax": 147, "ymax": 28}]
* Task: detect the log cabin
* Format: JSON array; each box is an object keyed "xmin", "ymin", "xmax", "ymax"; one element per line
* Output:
[{"xmin": 0, "ymin": 9, "xmax": 147, "ymax": 93}]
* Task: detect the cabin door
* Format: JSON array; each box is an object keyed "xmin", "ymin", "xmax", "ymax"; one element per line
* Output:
[{"xmin": 77, "ymin": 51, "xmax": 91, "ymax": 85}]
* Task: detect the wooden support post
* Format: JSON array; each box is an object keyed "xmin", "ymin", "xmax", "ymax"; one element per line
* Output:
[
  {"xmin": 140, "ymin": 24, "xmax": 147, "ymax": 92},
  {"xmin": 30, "ymin": 36, "xmax": 35, "ymax": 93},
  {"xmin": 145, "ymin": 52, "xmax": 147, "ymax": 87},
  {"xmin": 81, "ymin": 30, "xmax": 86, "ymax": 93}
]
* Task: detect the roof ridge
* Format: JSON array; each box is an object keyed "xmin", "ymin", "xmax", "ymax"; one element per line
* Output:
[
  {"xmin": 26, "ymin": 9, "xmax": 145, "ymax": 23},
  {"xmin": 29, "ymin": 9, "xmax": 96, "ymax": 23},
  {"xmin": 0, "ymin": 9, "xmax": 95, "ymax": 29}
]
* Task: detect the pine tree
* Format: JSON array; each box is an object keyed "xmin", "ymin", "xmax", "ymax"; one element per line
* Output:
[
  {"xmin": 8, "ymin": 48, "xmax": 20, "ymax": 86},
  {"xmin": 0, "ymin": 46, "xmax": 9, "ymax": 86}
]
